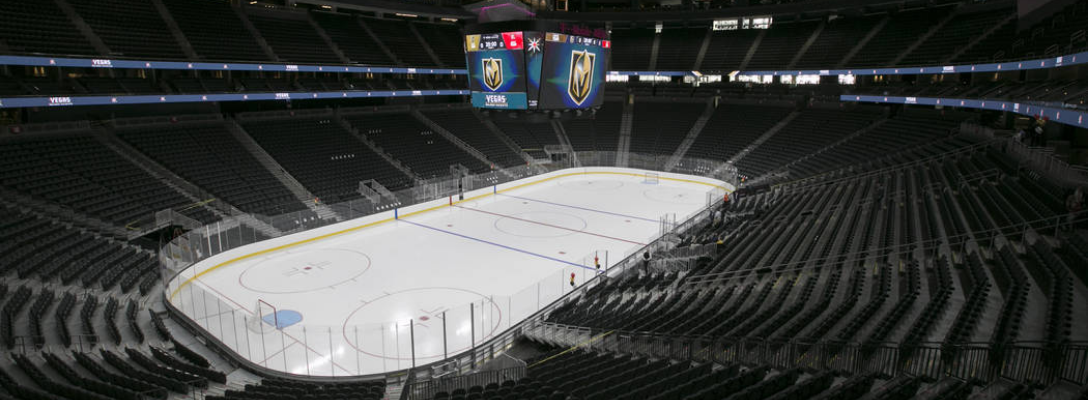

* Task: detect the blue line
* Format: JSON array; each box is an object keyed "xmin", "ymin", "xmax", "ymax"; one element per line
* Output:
[
  {"xmin": 399, "ymin": 219, "xmax": 594, "ymax": 270},
  {"xmin": 498, "ymin": 193, "xmax": 659, "ymax": 223}
]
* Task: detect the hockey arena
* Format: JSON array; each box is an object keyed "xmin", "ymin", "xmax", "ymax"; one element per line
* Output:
[
  {"xmin": 166, "ymin": 168, "xmax": 729, "ymax": 376},
  {"xmin": 2, "ymin": 0, "xmax": 1088, "ymax": 398}
]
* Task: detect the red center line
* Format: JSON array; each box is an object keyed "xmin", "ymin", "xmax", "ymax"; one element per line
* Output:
[{"xmin": 453, "ymin": 205, "xmax": 647, "ymax": 246}]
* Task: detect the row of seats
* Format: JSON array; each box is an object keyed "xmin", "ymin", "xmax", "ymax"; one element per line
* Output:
[
  {"xmin": 793, "ymin": 15, "xmax": 883, "ymax": 69},
  {"xmin": 411, "ymin": 22, "xmax": 467, "ymax": 67},
  {"xmin": 449, "ymin": 343, "xmax": 936, "ymax": 400},
  {"xmin": 1025, "ymin": 240, "xmax": 1076, "ymax": 349},
  {"xmin": 4, "ymin": 0, "xmax": 1086, "ymax": 72},
  {"xmin": 0, "ymin": 205, "xmax": 157, "ymax": 293},
  {"xmin": 0, "ymin": 284, "xmax": 144, "ymax": 351},
  {"xmin": 628, "ymin": 102, "xmax": 706, "ymax": 156},
  {"xmin": 345, "ymin": 112, "xmax": 490, "ymax": 179},
  {"xmin": 490, "ymin": 118, "xmax": 560, "ymax": 160},
  {"xmin": 0, "ymin": 0, "xmax": 461, "ymax": 66},
  {"xmin": 161, "ymin": 0, "xmax": 270, "ymax": 62},
  {"xmin": 685, "ymin": 104, "xmax": 794, "ymax": 162},
  {"xmin": 943, "ymin": 252, "xmax": 991, "ymax": 346},
  {"xmin": 546, "ymin": 135, "xmax": 1086, "ymax": 354},
  {"xmin": 896, "ymin": 256, "xmax": 957, "ymax": 352},
  {"xmin": 364, "ymin": 18, "xmax": 442, "ymax": 66},
  {"xmin": 654, "ymin": 28, "xmax": 703, "ymax": 71},
  {"xmin": 784, "ymin": 111, "xmax": 965, "ymax": 180},
  {"xmin": 1002, "ymin": 0, "xmax": 1088, "ymax": 61},
  {"xmin": 67, "ymin": 0, "xmax": 187, "ymax": 60},
  {"xmin": 501, "ymin": 132, "xmax": 1083, "ymax": 396},
  {"xmin": 242, "ymin": 117, "xmax": 413, "ymax": 204},
  {"xmin": 248, "ymin": 13, "xmax": 341, "ymax": 64},
  {"xmin": 0, "ymin": 0, "xmax": 94, "ymax": 56},
  {"xmin": 422, "ymin": 109, "xmax": 526, "ymax": 168},
  {"xmin": 899, "ymin": 9, "xmax": 1014, "ymax": 67},
  {"xmin": 745, "ymin": 21, "xmax": 821, "ymax": 70},
  {"xmin": 0, "ymin": 343, "xmax": 220, "ymax": 399},
  {"xmin": 0, "ymin": 134, "xmax": 217, "ymax": 225},
  {"xmin": 736, "ymin": 106, "xmax": 883, "ymax": 178},
  {"xmin": 119, "ymin": 122, "xmax": 306, "ymax": 216},
  {"xmin": 562, "ymin": 101, "xmax": 624, "ymax": 153},
  {"xmin": 310, "ymin": 12, "xmax": 394, "ymax": 66},
  {"xmin": 209, "ymin": 377, "xmax": 385, "ymax": 400}
]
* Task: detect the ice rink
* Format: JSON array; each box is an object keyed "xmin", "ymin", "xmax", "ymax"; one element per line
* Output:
[{"xmin": 167, "ymin": 168, "xmax": 728, "ymax": 376}]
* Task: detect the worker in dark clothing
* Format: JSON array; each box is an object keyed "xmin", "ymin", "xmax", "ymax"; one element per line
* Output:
[{"xmin": 642, "ymin": 250, "xmax": 651, "ymax": 274}]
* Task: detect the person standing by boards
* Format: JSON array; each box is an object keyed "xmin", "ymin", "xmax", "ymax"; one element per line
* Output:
[
  {"xmin": 569, "ymin": 272, "xmax": 576, "ymax": 288},
  {"xmin": 641, "ymin": 250, "xmax": 652, "ymax": 274}
]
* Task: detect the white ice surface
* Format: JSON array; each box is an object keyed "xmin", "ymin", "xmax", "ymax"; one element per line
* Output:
[{"xmin": 168, "ymin": 168, "xmax": 726, "ymax": 376}]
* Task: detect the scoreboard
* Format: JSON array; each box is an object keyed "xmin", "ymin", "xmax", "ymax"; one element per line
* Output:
[
  {"xmin": 465, "ymin": 32, "xmax": 531, "ymax": 109},
  {"xmin": 539, "ymin": 32, "xmax": 609, "ymax": 110},
  {"xmin": 465, "ymin": 23, "xmax": 609, "ymax": 111}
]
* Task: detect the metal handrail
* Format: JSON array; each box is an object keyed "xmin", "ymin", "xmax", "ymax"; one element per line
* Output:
[
  {"xmin": 527, "ymin": 322, "xmax": 1088, "ymax": 386},
  {"xmin": 771, "ymin": 138, "xmax": 998, "ymax": 193},
  {"xmin": 683, "ymin": 209, "xmax": 1087, "ymax": 285}
]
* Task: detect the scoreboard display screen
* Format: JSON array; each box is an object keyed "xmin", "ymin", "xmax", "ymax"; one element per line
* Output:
[
  {"xmin": 539, "ymin": 32, "xmax": 610, "ymax": 110},
  {"xmin": 465, "ymin": 27, "xmax": 609, "ymax": 110},
  {"xmin": 523, "ymin": 31, "xmax": 544, "ymax": 109},
  {"xmin": 465, "ymin": 32, "xmax": 529, "ymax": 109}
]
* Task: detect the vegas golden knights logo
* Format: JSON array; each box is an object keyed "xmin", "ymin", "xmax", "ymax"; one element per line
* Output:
[
  {"xmin": 567, "ymin": 50, "xmax": 596, "ymax": 105},
  {"xmin": 482, "ymin": 58, "xmax": 503, "ymax": 91}
]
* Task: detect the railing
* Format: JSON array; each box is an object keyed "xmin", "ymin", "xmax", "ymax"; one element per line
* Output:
[
  {"xmin": 682, "ymin": 210, "xmax": 1088, "ymax": 286},
  {"xmin": 1002, "ymin": 134, "xmax": 1088, "ymax": 188},
  {"xmin": 158, "ymin": 152, "xmax": 735, "ymax": 384},
  {"xmin": 771, "ymin": 137, "xmax": 998, "ymax": 193},
  {"xmin": 402, "ymin": 365, "xmax": 526, "ymax": 400},
  {"xmin": 526, "ymin": 322, "xmax": 1088, "ymax": 387}
]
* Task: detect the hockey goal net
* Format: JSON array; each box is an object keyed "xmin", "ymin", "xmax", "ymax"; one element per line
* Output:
[
  {"xmin": 246, "ymin": 299, "xmax": 279, "ymax": 334},
  {"xmin": 643, "ymin": 172, "xmax": 660, "ymax": 184}
]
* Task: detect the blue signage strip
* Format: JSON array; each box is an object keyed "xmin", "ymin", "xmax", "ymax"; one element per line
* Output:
[
  {"xmin": 608, "ymin": 71, "xmax": 695, "ymax": 77},
  {"xmin": 841, "ymin": 94, "xmax": 1088, "ymax": 128},
  {"xmin": 737, "ymin": 51, "xmax": 1088, "ymax": 77},
  {"xmin": 3, "ymin": 50, "xmax": 1086, "ymax": 79},
  {"xmin": 0, "ymin": 55, "xmax": 468, "ymax": 75},
  {"xmin": 0, "ymin": 89, "xmax": 470, "ymax": 109}
]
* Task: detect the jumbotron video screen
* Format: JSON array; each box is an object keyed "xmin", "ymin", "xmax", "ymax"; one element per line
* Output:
[
  {"xmin": 466, "ymin": 27, "xmax": 610, "ymax": 110},
  {"xmin": 465, "ymin": 32, "xmax": 531, "ymax": 109}
]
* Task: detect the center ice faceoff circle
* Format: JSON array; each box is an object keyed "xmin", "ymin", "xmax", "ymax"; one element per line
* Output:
[
  {"xmin": 342, "ymin": 287, "xmax": 503, "ymax": 360},
  {"xmin": 493, "ymin": 211, "xmax": 588, "ymax": 238},
  {"xmin": 239, "ymin": 248, "xmax": 371, "ymax": 294}
]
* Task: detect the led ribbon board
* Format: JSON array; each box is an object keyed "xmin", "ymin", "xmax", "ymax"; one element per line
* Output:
[
  {"xmin": 842, "ymin": 95, "xmax": 1088, "ymax": 128},
  {"xmin": 0, "ymin": 90, "xmax": 470, "ymax": 109}
]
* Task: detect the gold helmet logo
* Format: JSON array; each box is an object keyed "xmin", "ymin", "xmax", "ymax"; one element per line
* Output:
[
  {"xmin": 567, "ymin": 50, "xmax": 596, "ymax": 105},
  {"xmin": 482, "ymin": 58, "xmax": 503, "ymax": 91}
]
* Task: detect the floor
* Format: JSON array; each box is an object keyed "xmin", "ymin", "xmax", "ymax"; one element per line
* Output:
[{"xmin": 167, "ymin": 168, "xmax": 726, "ymax": 376}]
